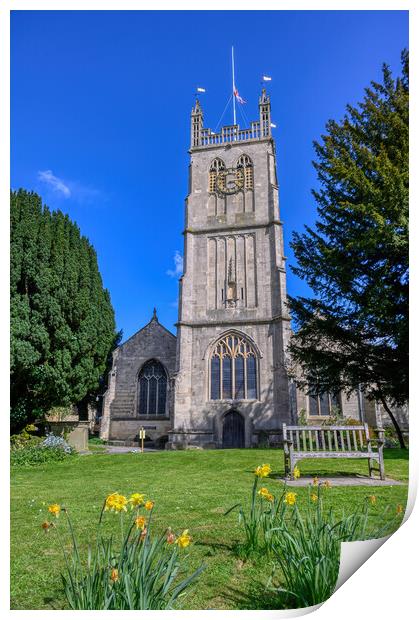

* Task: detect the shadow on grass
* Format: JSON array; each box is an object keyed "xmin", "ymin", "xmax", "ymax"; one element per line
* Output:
[
  {"xmin": 195, "ymin": 539, "xmax": 255, "ymax": 561},
  {"xmin": 221, "ymin": 581, "xmax": 283, "ymax": 610},
  {"xmin": 43, "ymin": 597, "xmax": 61, "ymax": 610},
  {"xmin": 199, "ymin": 537, "xmax": 274, "ymax": 562},
  {"xmin": 275, "ymin": 471, "xmax": 376, "ymax": 479},
  {"xmin": 383, "ymin": 449, "xmax": 409, "ymax": 460},
  {"xmin": 194, "ymin": 540, "xmax": 235, "ymax": 554},
  {"xmin": 243, "ymin": 470, "xmax": 284, "ymax": 480}
]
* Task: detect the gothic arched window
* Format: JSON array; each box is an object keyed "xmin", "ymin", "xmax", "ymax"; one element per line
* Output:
[
  {"xmin": 209, "ymin": 333, "xmax": 258, "ymax": 400},
  {"xmin": 209, "ymin": 158, "xmax": 225, "ymax": 193},
  {"xmin": 237, "ymin": 154, "xmax": 254, "ymax": 190},
  {"xmin": 138, "ymin": 360, "xmax": 167, "ymax": 416}
]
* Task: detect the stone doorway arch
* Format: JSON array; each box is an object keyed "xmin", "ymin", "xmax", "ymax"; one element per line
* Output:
[{"xmin": 222, "ymin": 410, "xmax": 245, "ymax": 448}]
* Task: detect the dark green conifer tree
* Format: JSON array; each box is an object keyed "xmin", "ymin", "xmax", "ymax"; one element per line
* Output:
[
  {"xmin": 288, "ymin": 51, "xmax": 408, "ymax": 448},
  {"xmin": 10, "ymin": 189, "xmax": 117, "ymax": 430}
]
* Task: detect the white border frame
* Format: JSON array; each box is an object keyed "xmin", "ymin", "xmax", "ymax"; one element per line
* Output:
[{"xmin": 3, "ymin": 4, "xmax": 416, "ymax": 620}]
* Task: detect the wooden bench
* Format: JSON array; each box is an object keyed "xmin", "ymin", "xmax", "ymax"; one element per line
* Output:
[{"xmin": 282, "ymin": 423, "xmax": 385, "ymax": 480}]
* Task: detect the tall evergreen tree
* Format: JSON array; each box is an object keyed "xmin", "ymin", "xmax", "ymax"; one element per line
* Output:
[
  {"xmin": 288, "ymin": 51, "xmax": 408, "ymax": 448},
  {"xmin": 10, "ymin": 189, "xmax": 117, "ymax": 430}
]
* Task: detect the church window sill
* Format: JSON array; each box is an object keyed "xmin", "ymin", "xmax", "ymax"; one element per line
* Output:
[
  {"xmin": 207, "ymin": 399, "xmax": 258, "ymax": 404},
  {"xmin": 137, "ymin": 416, "xmax": 170, "ymax": 421}
]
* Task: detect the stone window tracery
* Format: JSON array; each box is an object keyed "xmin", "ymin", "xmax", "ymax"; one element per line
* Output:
[
  {"xmin": 138, "ymin": 360, "xmax": 167, "ymax": 416},
  {"xmin": 209, "ymin": 333, "xmax": 258, "ymax": 400},
  {"xmin": 237, "ymin": 154, "xmax": 254, "ymax": 190},
  {"xmin": 307, "ymin": 391, "xmax": 341, "ymax": 416},
  {"xmin": 209, "ymin": 158, "xmax": 225, "ymax": 193}
]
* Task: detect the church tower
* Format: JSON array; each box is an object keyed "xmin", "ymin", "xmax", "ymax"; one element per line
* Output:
[{"xmin": 169, "ymin": 89, "xmax": 293, "ymax": 448}]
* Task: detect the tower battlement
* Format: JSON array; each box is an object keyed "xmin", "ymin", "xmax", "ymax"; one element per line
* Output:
[{"xmin": 191, "ymin": 89, "xmax": 272, "ymax": 149}]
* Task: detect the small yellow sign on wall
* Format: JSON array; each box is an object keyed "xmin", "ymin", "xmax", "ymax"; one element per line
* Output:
[{"xmin": 139, "ymin": 427, "xmax": 146, "ymax": 452}]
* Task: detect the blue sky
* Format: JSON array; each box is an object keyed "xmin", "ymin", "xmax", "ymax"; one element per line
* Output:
[{"xmin": 11, "ymin": 10, "xmax": 408, "ymax": 340}]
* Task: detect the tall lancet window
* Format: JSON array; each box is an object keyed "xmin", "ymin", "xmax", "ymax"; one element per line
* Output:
[
  {"xmin": 138, "ymin": 360, "xmax": 167, "ymax": 416},
  {"xmin": 237, "ymin": 154, "xmax": 254, "ymax": 190},
  {"xmin": 209, "ymin": 333, "xmax": 258, "ymax": 400},
  {"xmin": 209, "ymin": 158, "xmax": 226, "ymax": 193}
]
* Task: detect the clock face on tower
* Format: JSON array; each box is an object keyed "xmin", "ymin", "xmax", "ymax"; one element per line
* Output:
[{"xmin": 216, "ymin": 167, "xmax": 244, "ymax": 195}]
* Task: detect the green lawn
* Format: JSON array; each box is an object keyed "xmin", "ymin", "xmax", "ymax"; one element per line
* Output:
[
  {"xmin": 10, "ymin": 448, "xmax": 409, "ymax": 610},
  {"xmin": 87, "ymin": 438, "xmax": 107, "ymax": 453}
]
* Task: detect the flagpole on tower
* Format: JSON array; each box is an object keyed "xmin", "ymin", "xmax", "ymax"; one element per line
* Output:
[{"xmin": 231, "ymin": 45, "xmax": 236, "ymax": 126}]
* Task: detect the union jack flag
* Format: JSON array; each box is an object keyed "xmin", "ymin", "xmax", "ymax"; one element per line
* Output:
[{"xmin": 233, "ymin": 86, "xmax": 246, "ymax": 104}]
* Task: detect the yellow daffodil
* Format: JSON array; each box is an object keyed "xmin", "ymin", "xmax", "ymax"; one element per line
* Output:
[
  {"xmin": 396, "ymin": 504, "xmax": 404, "ymax": 515},
  {"xmin": 48, "ymin": 504, "xmax": 61, "ymax": 518},
  {"xmin": 323, "ymin": 480, "xmax": 332, "ymax": 489},
  {"xmin": 369, "ymin": 495, "xmax": 377, "ymax": 505},
  {"xmin": 129, "ymin": 493, "xmax": 145, "ymax": 508},
  {"xmin": 310, "ymin": 493, "xmax": 318, "ymax": 503},
  {"xmin": 284, "ymin": 492, "xmax": 297, "ymax": 506},
  {"xmin": 144, "ymin": 500, "xmax": 154, "ymax": 511},
  {"xmin": 105, "ymin": 493, "xmax": 128, "ymax": 513},
  {"xmin": 254, "ymin": 464, "xmax": 272, "ymax": 478},
  {"xmin": 105, "ymin": 493, "xmax": 118, "ymax": 511},
  {"xmin": 293, "ymin": 466, "xmax": 301, "ymax": 479},
  {"xmin": 176, "ymin": 529, "xmax": 192, "ymax": 548},
  {"xmin": 135, "ymin": 516, "xmax": 146, "ymax": 530},
  {"xmin": 258, "ymin": 487, "xmax": 274, "ymax": 502},
  {"xmin": 312, "ymin": 477, "xmax": 319, "ymax": 487},
  {"xmin": 110, "ymin": 568, "xmax": 119, "ymax": 582}
]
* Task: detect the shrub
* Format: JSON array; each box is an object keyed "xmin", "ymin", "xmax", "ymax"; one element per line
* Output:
[
  {"xmin": 384, "ymin": 436, "xmax": 399, "ymax": 448},
  {"xmin": 10, "ymin": 423, "xmax": 40, "ymax": 449},
  {"xmin": 41, "ymin": 493, "xmax": 205, "ymax": 609},
  {"xmin": 297, "ymin": 409, "xmax": 307, "ymax": 425},
  {"xmin": 383, "ymin": 426, "xmax": 404, "ymax": 448},
  {"xmin": 343, "ymin": 417, "xmax": 363, "ymax": 426},
  {"xmin": 47, "ymin": 406, "xmax": 75, "ymax": 422},
  {"xmin": 11, "ymin": 432, "xmax": 75, "ymax": 467},
  {"xmin": 10, "ymin": 399, "xmax": 31, "ymax": 432},
  {"xmin": 321, "ymin": 408, "xmax": 344, "ymax": 426},
  {"xmin": 10, "ymin": 434, "xmax": 42, "ymax": 450},
  {"xmin": 42, "ymin": 432, "xmax": 72, "ymax": 453},
  {"xmin": 88, "ymin": 437, "xmax": 105, "ymax": 445},
  {"xmin": 11, "ymin": 445, "xmax": 75, "ymax": 467}
]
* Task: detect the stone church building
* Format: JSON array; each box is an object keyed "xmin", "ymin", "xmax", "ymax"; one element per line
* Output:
[{"xmin": 99, "ymin": 90, "xmax": 407, "ymax": 448}]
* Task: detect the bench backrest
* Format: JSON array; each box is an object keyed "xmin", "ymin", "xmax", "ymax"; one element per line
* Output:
[{"xmin": 283, "ymin": 423, "xmax": 371, "ymax": 453}]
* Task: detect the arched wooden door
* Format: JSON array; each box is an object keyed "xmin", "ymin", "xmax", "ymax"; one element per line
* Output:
[{"xmin": 222, "ymin": 410, "xmax": 245, "ymax": 448}]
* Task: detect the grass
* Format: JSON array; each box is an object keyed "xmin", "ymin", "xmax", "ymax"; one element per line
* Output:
[
  {"xmin": 87, "ymin": 438, "xmax": 106, "ymax": 453},
  {"xmin": 10, "ymin": 448, "xmax": 409, "ymax": 610}
]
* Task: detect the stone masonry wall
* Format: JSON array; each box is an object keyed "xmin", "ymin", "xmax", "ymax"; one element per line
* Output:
[{"xmin": 101, "ymin": 316, "xmax": 177, "ymax": 443}]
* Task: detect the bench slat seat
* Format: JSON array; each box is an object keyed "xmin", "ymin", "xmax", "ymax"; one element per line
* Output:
[
  {"xmin": 283, "ymin": 422, "xmax": 385, "ymax": 480},
  {"xmin": 285, "ymin": 425, "xmax": 369, "ymax": 431},
  {"xmin": 291, "ymin": 451, "xmax": 380, "ymax": 459}
]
